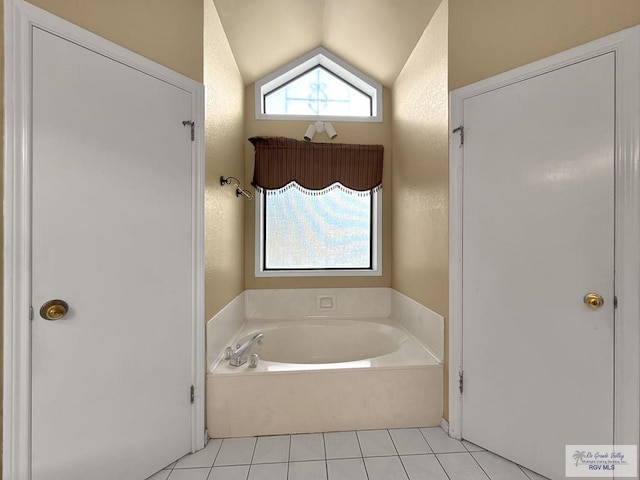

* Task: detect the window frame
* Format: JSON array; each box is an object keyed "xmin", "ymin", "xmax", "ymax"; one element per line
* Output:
[
  {"xmin": 254, "ymin": 188, "xmax": 382, "ymax": 277},
  {"xmin": 264, "ymin": 65, "xmax": 373, "ymax": 117},
  {"xmin": 255, "ymin": 47, "xmax": 383, "ymax": 123}
]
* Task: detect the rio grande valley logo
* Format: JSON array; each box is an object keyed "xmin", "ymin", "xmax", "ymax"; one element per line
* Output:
[{"xmin": 566, "ymin": 445, "xmax": 637, "ymax": 477}]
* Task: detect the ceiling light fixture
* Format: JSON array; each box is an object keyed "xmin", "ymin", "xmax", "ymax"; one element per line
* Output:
[{"xmin": 303, "ymin": 121, "xmax": 338, "ymax": 142}]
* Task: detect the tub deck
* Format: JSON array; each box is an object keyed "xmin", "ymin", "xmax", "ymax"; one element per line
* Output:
[{"xmin": 207, "ymin": 318, "xmax": 443, "ymax": 438}]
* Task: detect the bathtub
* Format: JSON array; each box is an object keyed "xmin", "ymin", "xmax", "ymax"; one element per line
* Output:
[{"xmin": 207, "ymin": 318, "xmax": 443, "ymax": 438}]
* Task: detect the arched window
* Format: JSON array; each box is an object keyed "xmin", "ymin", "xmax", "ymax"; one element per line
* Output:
[{"xmin": 255, "ymin": 47, "xmax": 383, "ymax": 122}]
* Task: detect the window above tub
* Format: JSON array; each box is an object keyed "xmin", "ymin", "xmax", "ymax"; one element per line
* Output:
[
  {"xmin": 256, "ymin": 184, "xmax": 381, "ymax": 276},
  {"xmin": 255, "ymin": 47, "xmax": 383, "ymax": 122},
  {"xmin": 250, "ymin": 136, "xmax": 383, "ymax": 277}
]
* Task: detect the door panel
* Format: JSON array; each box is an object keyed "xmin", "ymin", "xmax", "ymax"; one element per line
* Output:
[
  {"xmin": 462, "ymin": 53, "xmax": 615, "ymax": 479},
  {"xmin": 32, "ymin": 27, "xmax": 194, "ymax": 480}
]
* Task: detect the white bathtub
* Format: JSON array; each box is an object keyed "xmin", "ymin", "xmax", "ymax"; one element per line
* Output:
[{"xmin": 207, "ymin": 318, "xmax": 443, "ymax": 438}]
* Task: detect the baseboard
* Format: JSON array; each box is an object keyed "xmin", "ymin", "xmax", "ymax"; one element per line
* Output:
[{"xmin": 440, "ymin": 417, "xmax": 449, "ymax": 433}]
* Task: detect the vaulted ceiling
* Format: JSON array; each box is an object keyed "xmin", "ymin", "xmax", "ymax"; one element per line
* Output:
[{"xmin": 212, "ymin": 0, "xmax": 442, "ymax": 88}]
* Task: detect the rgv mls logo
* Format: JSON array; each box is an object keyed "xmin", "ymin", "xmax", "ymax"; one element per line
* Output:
[{"xmin": 566, "ymin": 445, "xmax": 637, "ymax": 477}]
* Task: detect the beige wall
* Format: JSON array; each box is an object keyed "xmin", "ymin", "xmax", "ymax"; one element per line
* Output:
[
  {"xmin": 392, "ymin": 0, "xmax": 449, "ymax": 420},
  {"xmin": 449, "ymin": 0, "xmax": 640, "ymax": 90},
  {"xmin": 243, "ymin": 87, "xmax": 393, "ymax": 290},
  {"xmin": 203, "ymin": 0, "xmax": 246, "ymax": 319},
  {"xmin": 25, "ymin": 0, "xmax": 203, "ymax": 82}
]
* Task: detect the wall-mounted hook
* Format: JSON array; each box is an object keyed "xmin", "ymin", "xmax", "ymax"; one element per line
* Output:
[{"xmin": 221, "ymin": 176, "xmax": 253, "ymax": 200}]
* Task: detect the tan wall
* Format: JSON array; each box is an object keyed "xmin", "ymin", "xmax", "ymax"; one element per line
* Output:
[
  {"xmin": 449, "ymin": 0, "xmax": 640, "ymax": 90},
  {"xmin": 25, "ymin": 0, "xmax": 203, "ymax": 82},
  {"xmin": 243, "ymin": 87, "xmax": 393, "ymax": 289},
  {"xmin": 203, "ymin": 0, "xmax": 246, "ymax": 319},
  {"xmin": 392, "ymin": 0, "xmax": 449, "ymax": 419}
]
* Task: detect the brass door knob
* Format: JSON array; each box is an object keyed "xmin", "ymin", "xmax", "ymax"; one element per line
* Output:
[
  {"xmin": 40, "ymin": 299, "xmax": 69, "ymax": 320},
  {"xmin": 583, "ymin": 293, "xmax": 604, "ymax": 309}
]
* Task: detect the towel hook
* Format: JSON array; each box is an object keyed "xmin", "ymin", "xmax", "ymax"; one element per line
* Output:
[{"xmin": 220, "ymin": 176, "xmax": 253, "ymax": 200}]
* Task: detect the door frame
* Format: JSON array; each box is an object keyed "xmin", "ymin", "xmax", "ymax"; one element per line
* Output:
[
  {"xmin": 449, "ymin": 26, "xmax": 640, "ymax": 451},
  {"xmin": 3, "ymin": 1, "xmax": 206, "ymax": 478}
]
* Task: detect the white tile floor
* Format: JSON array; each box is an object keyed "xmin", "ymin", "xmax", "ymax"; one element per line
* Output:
[{"xmin": 146, "ymin": 427, "xmax": 550, "ymax": 480}]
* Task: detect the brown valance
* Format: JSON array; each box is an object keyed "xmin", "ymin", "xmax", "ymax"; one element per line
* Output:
[{"xmin": 249, "ymin": 136, "xmax": 383, "ymax": 192}]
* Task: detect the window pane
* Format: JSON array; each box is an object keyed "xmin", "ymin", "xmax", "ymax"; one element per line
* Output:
[
  {"xmin": 264, "ymin": 185, "xmax": 372, "ymax": 269},
  {"xmin": 264, "ymin": 67, "xmax": 372, "ymax": 117}
]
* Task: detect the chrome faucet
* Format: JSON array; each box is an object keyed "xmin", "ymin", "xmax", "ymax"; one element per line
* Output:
[{"xmin": 228, "ymin": 333, "xmax": 263, "ymax": 367}]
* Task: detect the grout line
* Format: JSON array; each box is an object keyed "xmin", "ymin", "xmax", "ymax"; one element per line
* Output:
[
  {"xmin": 519, "ymin": 464, "xmax": 549, "ymax": 480},
  {"xmin": 431, "ymin": 452, "xmax": 453, "ymax": 480},
  {"xmin": 388, "ymin": 435, "xmax": 411, "ymax": 480},
  {"xmin": 362, "ymin": 463, "xmax": 371, "ymax": 479},
  {"xmin": 396, "ymin": 452, "xmax": 436, "ymax": 457},
  {"xmin": 241, "ymin": 437, "xmax": 257, "ymax": 480},
  {"xmin": 360, "ymin": 454, "xmax": 403, "ymax": 457},
  {"xmin": 211, "ymin": 438, "xmax": 223, "ymax": 469},
  {"xmin": 354, "ymin": 430, "xmax": 365, "ymax": 458},
  {"xmin": 387, "ymin": 429, "xmax": 401, "ymax": 456},
  {"xmin": 290, "ymin": 458, "xmax": 339, "ymax": 463},
  {"xmin": 361, "ymin": 455, "xmax": 371, "ymax": 480},
  {"xmin": 468, "ymin": 451, "xmax": 492, "ymax": 480},
  {"xmin": 322, "ymin": 433, "xmax": 329, "ymax": 480},
  {"xmin": 170, "ymin": 466, "xmax": 215, "ymax": 470},
  {"xmin": 519, "ymin": 464, "xmax": 534, "ymax": 479},
  {"xmin": 204, "ymin": 458, "xmax": 215, "ymax": 480},
  {"xmin": 385, "ymin": 429, "xmax": 406, "ymax": 469},
  {"xmin": 397, "ymin": 456, "xmax": 412, "ymax": 480},
  {"xmin": 461, "ymin": 439, "xmax": 485, "ymax": 453},
  {"xmin": 435, "ymin": 451, "xmax": 477, "ymax": 456},
  {"xmin": 249, "ymin": 436, "xmax": 258, "ymax": 465},
  {"xmin": 417, "ymin": 427, "xmax": 436, "ymax": 454},
  {"xmin": 288, "ymin": 434, "xmax": 294, "ymax": 466},
  {"xmin": 202, "ymin": 440, "xmax": 213, "ymax": 480},
  {"xmin": 321, "ymin": 432, "xmax": 327, "ymax": 460}
]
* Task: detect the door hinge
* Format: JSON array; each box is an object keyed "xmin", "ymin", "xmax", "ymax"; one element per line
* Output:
[
  {"xmin": 190, "ymin": 385, "xmax": 195, "ymax": 404},
  {"xmin": 29, "ymin": 306, "xmax": 34, "ymax": 321},
  {"xmin": 614, "ymin": 296, "xmax": 618, "ymax": 309},
  {"xmin": 459, "ymin": 371, "xmax": 464, "ymax": 394},
  {"xmin": 182, "ymin": 120, "xmax": 195, "ymax": 141},
  {"xmin": 452, "ymin": 125, "xmax": 464, "ymax": 147}
]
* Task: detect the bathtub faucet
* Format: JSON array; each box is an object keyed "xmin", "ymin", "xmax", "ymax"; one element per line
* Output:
[{"xmin": 229, "ymin": 332, "xmax": 264, "ymax": 367}]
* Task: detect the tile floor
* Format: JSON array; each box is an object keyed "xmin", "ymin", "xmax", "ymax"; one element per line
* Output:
[{"xmin": 146, "ymin": 427, "xmax": 550, "ymax": 480}]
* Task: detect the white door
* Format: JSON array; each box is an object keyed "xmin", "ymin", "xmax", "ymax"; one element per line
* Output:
[
  {"xmin": 461, "ymin": 53, "xmax": 615, "ymax": 479},
  {"xmin": 31, "ymin": 27, "xmax": 195, "ymax": 480}
]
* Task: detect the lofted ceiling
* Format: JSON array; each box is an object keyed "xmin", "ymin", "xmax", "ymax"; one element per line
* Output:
[{"xmin": 211, "ymin": 0, "xmax": 442, "ymax": 88}]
